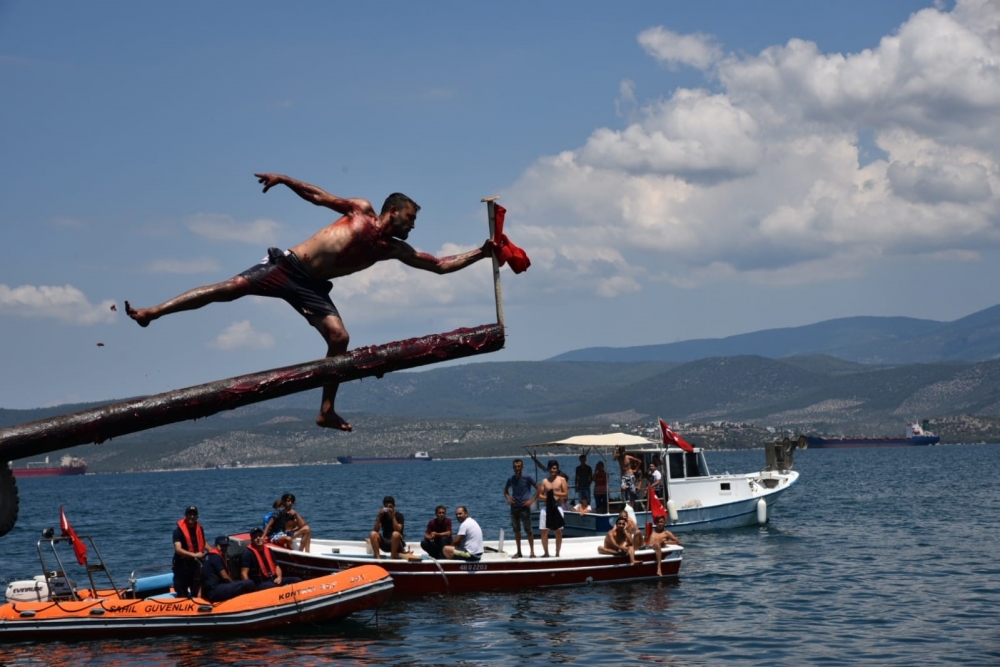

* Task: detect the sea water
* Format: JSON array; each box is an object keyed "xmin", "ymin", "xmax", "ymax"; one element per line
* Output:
[{"xmin": 2, "ymin": 445, "xmax": 998, "ymax": 666}]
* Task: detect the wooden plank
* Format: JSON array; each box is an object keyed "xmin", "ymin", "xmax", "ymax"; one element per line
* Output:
[{"xmin": 0, "ymin": 323, "xmax": 504, "ymax": 462}]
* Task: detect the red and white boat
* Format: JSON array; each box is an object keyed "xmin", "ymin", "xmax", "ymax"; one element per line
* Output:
[
  {"xmin": 12, "ymin": 455, "xmax": 87, "ymax": 478},
  {"xmin": 234, "ymin": 533, "xmax": 682, "ymax": 596}
]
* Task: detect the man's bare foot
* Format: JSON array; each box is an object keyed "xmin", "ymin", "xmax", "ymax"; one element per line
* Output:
[
  {"xmin": 657, "ymin": 569, "xmax": 663, "ymax": 576},
  {"xmin": 124, "ymin": 301, "xmax": 153, "ymax": 328},
  {"xmin": 316, "ymin": 412, "xmax": 352, "ymax": 431}
]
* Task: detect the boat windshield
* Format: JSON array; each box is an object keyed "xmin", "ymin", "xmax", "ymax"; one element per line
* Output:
[{"xmin": 668, "ymin": 451, "xmax": 711, "ymax": 479}]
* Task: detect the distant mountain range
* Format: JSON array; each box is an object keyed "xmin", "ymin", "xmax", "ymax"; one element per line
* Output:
[
  {"xmin": 6, "ymin": 303, "xmax": 1000, "ymax": 470},
  {"xmin": 548, "ymin": 303, "xmax": 1000, "ymax": 364}
]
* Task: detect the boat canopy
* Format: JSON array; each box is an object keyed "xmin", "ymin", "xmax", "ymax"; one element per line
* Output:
[{"xmin": 537, "ymin": 433, "xmax": 658, "ymax": 448}]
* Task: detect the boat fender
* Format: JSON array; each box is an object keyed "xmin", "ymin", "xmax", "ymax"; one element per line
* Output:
[
  {"xmin": 666, "ymin": 499, "xmax": 678, "ymax": 523},
  {"xmin": 756, "ymin": 498, "xmax": 767, "ymax": 525}
]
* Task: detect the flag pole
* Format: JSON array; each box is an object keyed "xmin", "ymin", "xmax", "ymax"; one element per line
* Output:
[{"xmin": 481, "ymin": 196, "xmax": 505, "ymax": 327}]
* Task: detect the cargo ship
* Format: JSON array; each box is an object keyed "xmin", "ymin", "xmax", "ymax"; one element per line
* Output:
[
  {"xmin": 801, "ymin": 422, "xmax": 940, "ymax": 449},
  {"xmin": 11, "ymin": 455, "xmax": 88, "ymax": 478},
  {"xmin": 336, "ymin": 451, "xmax": 432, "ymax": 464}
]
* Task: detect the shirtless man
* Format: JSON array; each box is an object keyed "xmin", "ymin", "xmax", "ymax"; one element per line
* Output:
[
  {"xmin": 598, "ymin": 516, "xmax": 637, "ymax": 565},
  {"xmin": 125, "ymin": 173, "xmax": 492, "ymax": 431},
  {"xmin": 538, "ymin": 460, "xmax": 568, "ymax": 558},
  {"xmin": 645, "ymin": 515, "xmax": 680, "ymax": 576}
]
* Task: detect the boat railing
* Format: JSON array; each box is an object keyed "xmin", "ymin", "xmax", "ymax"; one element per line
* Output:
[{"xmin": 37, "ymin": 533, "xmax": 118, "ymax": 601}]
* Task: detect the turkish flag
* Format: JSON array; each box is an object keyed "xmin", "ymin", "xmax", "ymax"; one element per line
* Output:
[
  {"xmin": 648, "ymin": 487, "xmax": 668, "ymax": 521},
  {"xmin": 59, "ymin": 506, "xmax": 88, "ymax": 565},
  {"xmin": 659, "ymin": 418, "xmax": 695, "ymax": 453},
  {"xmin": 492, "ymin": 205, "xmax": 530, "ymax": 274}
]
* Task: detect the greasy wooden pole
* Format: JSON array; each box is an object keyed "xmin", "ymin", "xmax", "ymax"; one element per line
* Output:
[
  {"xmin": 0, "ymin": 324, "xmax": 504, "ymax": 462},
  {"xmin": 482, "ymin": 196, "xmax": 505, "ymax": 327}
]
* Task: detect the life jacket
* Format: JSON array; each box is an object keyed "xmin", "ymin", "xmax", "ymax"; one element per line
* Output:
[
  {"xmin": 247, "ymin": 543, "xmax": 277, "ymax": 580},
  {"xmin": 175, "ymin": 519, "xmax": 206, "ymax": 553}
]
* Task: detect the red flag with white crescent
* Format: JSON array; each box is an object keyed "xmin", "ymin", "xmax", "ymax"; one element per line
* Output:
[
  {"xmin": 648, "ymin": 486, "xmax": 667, "ymax": 521},
  {"xmin": 59, "ymin": 506, "xmax": 88, "ymax": 565},
  {"xmin": 659, "ymin": 418, "xmax": 695, "ymax": 453}
]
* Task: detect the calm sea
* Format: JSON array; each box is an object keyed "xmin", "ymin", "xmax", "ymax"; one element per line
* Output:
[{"xmin": 2, "ymin": 445, "xmax": 998, "ymax": 666}]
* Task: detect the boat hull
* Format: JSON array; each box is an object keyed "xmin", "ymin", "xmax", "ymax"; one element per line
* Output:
[
  {"xmin": 336, "ymin": 456, "xmax": 432, "ymax": 464},
  {"xmin": 804, "ymin": 436, "xmax": 939, "ymax": 449},
  {"xmin": 12, "ymin": 466, "xmax": 87, "ymax": 478},
  {"xmin": 264, "ymin": 537, "xmax": 682, "ymax": 596},
  {"xmin": 0, "ymin": 565, "xmax": 393, "ymax": 641}
]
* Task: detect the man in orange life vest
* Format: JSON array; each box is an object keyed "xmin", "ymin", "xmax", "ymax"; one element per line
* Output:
[
  {"xmin": 172, "ymin": 505, "xmax": 208, "ymax": 598},
  {"xmin": 240, "ymin": 527, "xmax": 303, "ymax": 589},
  {"xmin": 201, "ymin": 536, "xmax": 255, "ymax": 603}
]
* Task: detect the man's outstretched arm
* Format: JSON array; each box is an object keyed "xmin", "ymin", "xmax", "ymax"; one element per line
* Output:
[
  {"xmin": 392, "ymin": 239, "xmax": 493, "ymax": 275},
  {"xmin": 254, "ymin": 173, "xmax": 365, "ymax": 215}
]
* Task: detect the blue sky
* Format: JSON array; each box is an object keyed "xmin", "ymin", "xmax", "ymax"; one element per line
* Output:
[{"xmin": 3, "ymin": 0, "xmax": 999, "ymax": 409}]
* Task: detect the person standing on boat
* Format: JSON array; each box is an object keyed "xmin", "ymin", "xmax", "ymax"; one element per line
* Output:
[
  {"xmin": 645, "ymin": 516, "xmax": 680, "ymax": 577},
  {"xmin": 574, "ymin": 454, "xmax": 593, "ymax": 505},
  {"xmin": 538, "ymin": 460, "xmax": 568, "ymax": 558},
  {"xmin": 442, "ymin": 506, "xmax": 483, "ymax": 561},
  {"xmin": 420, "ymin": 505, "xmax": 453, "ymax": 559},
  {"xmin": 503, "ymin": 458, "xmax": 538, "ymax": 559},
  {"xmin": 369, "ymin": 495, "xmax": 407, "ymax": 560},
  {"xmin": 172, "ymin": 506, "xmax": 208, "ymax": 598},
  {"xmin": 598, "ymin": 515, "xmax": 637, "ymax": 565},
  {"xmin": 241, "ymin": 527, "xmax": 302, "ymax": 589},
  {"xmin": 647, "ymin": 461, "xmax": 664, "ymax": 503},
  {"xmin": 201, "ymin": 536, "xmax": 255, "ymax": 602},
  {"xmin": 614, "ymin": 446, "xmax": 641, "ymax": 508},
  {"xmin": 125, "ymin": 174, "xmax": 494, "ymax": 433},
  {"xmin": 593, "ymin": 461, "xmax": 609, "ymax": 513}
]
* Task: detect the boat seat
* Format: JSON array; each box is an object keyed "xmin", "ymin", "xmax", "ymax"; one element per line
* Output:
[{"xmin": 130, "ymin": 573, "xmax": 175, "ymax": 598}]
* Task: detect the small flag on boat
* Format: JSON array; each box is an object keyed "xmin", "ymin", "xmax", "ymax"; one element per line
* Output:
[
  {"xmin": 492, "ymin": 205, "xmax": 531, "ymax": 274},
  {"xmin": 659, "ymin": 418, "xmax": 695, "ymax": 453},
  {"xmin": 649, "ymin": 487, "xmax": 667, "ymax": 521},
  {"xmin": 59, "ymin": 506, "xmax": 88, "ymax": 565}
]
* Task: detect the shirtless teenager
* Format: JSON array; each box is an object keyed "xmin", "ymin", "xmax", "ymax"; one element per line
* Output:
[
  {"xmin": 538, "ymin": 460, "xmax": 568, "ymax": 558},
  {"xmin": 125, "ymin": 173, "xmax": 492, "ymax": 432},
  {"xmin": 598, "ymin": 516, "xmax": 637, "ymax": 565},
  {"xmin": 645, "ymin": 515, "xmax": 680, "ymax": 576}
]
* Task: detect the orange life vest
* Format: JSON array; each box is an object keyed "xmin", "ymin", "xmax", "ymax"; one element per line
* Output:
[
  {"xmin": 175, "ymin": 519, "xmax": 205, "ymax": 554},
  {"xmin": 247, "ymin": 543, "xmax": 277, "ymax": 580}
]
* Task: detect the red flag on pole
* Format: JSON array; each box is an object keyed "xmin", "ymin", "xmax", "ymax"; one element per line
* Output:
[
  {"xmin": 492, "ymin": 205, "xmax": 531, "ymax": 274},
  {"xmin": 648, "ymin": 486, "xmax": 667, "ymax": 521},
  {"xmin": 59, "ymin": 506, "xmax": 88, "ymax": 565},
  {"xmin": 659, "ymin": 418, "xmax": 695, "ymax": 453}
]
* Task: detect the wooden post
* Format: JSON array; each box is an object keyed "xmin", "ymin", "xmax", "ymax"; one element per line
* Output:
[
  {"xmin": 0, "ymin": 323, "xmax": 504, "ymax": 462},
  {"xmin": 481, "ymin": 196, "xmax": 505, "ymax": 327}
]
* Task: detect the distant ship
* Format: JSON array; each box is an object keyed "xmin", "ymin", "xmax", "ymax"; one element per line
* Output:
[
  {"xmin": 336, "ymin": 451, "xmax": 433, "ymax": 464},
  {"xmin": 11, "ymin": 455, "xmax": 88, "ymax": 478},
  {"xmin": 801, "ymin": 422, "xmax": 940, "ymax": 449}
]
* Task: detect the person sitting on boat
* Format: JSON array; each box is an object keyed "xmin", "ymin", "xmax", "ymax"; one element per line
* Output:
[
  {"xmin": 262, "ymin": 499, "xmax": 294, "ymax": 549},
  {"xmin": 420, "ymin": 505, "xmax": 453, "ymax": 559},
  {"xmin": 264, "ymin": 493, "xmax": 312, "ymax": 552},
  {"xmin": 172, "ymin": 505, "xmax": 208, "ymax": 598},
  {"xmin": 503, "ymin": 458, "xmax": 538, "ymax": 559},
  {"xmin": 574, "ymin": 497, "xmax": 592, "ymax": 514},
  {"xmin": 598, "ymin": 515, "xmax": 637, "ymax": 565},
  {"xmin": 645, "ymin": 516, "xmax": 680, "ymax": 577},
  {"xmin": 442, "ymin": 505, "xmax": 483, "ymax": 561},
  {"xmin": 619, "ymin": 508, "xmax": 644, "ymax": 551},
  {"xmin": 201, "ymin": 536, "xmax": 255, "ymax": 602},
  {"xmin": 592, "ymin": 461, "xmax": 609, "ymax": 513},
  {"xmin": 538, "ymin": 460, "xmax": 568, "ymax": 558},
  {"xmin": 369, "ymin": 495, "xmax": 407, "ymax": 560},
  {"xmin": 241, "ymin": 527, "xmax": 302, "ymax": 589}
]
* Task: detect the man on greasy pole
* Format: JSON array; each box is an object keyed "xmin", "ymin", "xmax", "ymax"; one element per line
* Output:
[{"xmin": 126, "ymin": 173, "xmax": 493, "ymax": 432}]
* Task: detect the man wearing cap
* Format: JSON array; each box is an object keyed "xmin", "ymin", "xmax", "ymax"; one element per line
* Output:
[
  {"xmin": 241, "ymin": 527, "xmax": 302, "ymax": 589},
  {"xmin": 172, "ymin": 506, "xmax": 208, "ymax": 598},
  {"xmin": 202, "ymin": 536, "xmax": 256, "ymax": 602}
]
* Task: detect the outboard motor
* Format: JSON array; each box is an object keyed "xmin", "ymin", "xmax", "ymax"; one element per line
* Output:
[
  {"xmin": 765, "ymin": 438, "xmax": 798, "ymax": 472},
  {"xmin": 5, "ymin": 573, "xmax": 75, "ymax": 602}
]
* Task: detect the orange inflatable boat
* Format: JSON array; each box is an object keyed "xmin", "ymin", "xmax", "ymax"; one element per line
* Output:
[{"xmin": 1, "ymin": 531, "xmax": 393, "ymax": 641}]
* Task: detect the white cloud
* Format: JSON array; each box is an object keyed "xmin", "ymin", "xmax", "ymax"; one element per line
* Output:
[
  {"xmin": 505, "ymin": 0, "xmax": 1000, "ymax": 295},
  {"xmin": 146, "ymin": 257, "xmax": 223, "ymax": 274},
  {"xmin": 0, "ymin": 284, "xmax": 116, "ymax": 325},
  {"xmin": 185, "ymin": 214, "xmax": 282, "ymax": 245},
  {"xmin": 638, "ymin": 27, "xmax": 722, "ymax": 70},
  {"xmin": 207, "ymin": 320, "xmax": 276, "ymax": 351}
]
